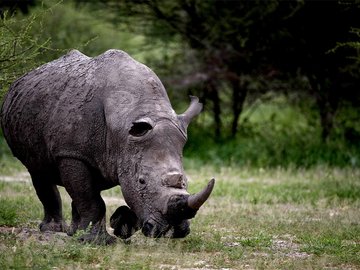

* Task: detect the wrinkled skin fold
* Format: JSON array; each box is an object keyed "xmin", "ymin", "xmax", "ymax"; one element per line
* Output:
[{"xmin": 0, "ymin": 49, "xmax": 215, "ymax": 244}]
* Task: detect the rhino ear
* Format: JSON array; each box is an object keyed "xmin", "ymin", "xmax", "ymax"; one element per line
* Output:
[
  {"xmin": 110, "ymin": 206, "xmax": 140, "ymax": 239},
  {"xmin": 178, "ymin": 96, "xmax": 203, "ymax": 129}
]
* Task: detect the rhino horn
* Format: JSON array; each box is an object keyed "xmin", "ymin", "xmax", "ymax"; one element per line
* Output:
[
  {"xmin": 178, "ymin": 96, "xmax": 203, "ymax": 129},
  {"xmin": 165, "ymin": 178, "xmax": 215, "ymax": 221},
  {"xmin": 187, "ymin": 178, "xmax": 215, "ymax": 210}
]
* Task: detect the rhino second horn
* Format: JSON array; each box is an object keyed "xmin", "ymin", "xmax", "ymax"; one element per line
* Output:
[
  {"xmin": 178, "ymin": 96, "xmax": 203, "ymax": 128},
  {"xmin": 187, "ymin": 178, "xmax": 215, "ymax": 210}
]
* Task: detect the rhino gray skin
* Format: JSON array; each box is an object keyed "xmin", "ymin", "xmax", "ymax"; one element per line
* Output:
[{"xmin": 0, "ymin": 49, "xmax": 215, "ymax": 244}]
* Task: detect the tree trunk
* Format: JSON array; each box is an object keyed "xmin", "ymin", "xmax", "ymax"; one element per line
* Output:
[
  {"xmin": 231, "ymin": 79, "xmax": 248, "ymax": 137},
  {"xmin": 206, "ymin": 81, "xmax": 221, "ymax": 138},
  {"xmin": 308, "ymin": 76, "xmax": 339, "ymax": 141}
]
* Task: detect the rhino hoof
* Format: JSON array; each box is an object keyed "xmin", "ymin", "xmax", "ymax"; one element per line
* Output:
[
  {"xmin": 39, "ymin": 220, "xmax": 68, "ymax": 233},
  {"xmin": 78, "ymin": 232, "xmax": 117, "ymax": 245}
]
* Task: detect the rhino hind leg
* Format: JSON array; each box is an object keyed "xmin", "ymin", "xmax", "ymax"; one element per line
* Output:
[
  {"xmin": 58, "ymin": 158, "xmax": 116, "ymax": 245},
  {"xmin": 30, "ymin": 170, "xmax": 68, "ymax": 233}
]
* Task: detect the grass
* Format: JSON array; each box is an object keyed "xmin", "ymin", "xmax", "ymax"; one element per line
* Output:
[
  {"xmin": 0, "ymin": 164, "xmax": 359, "ymax": 269},
  {"xmin": 0, "ymin": 139, "xmax": 21, "ymax": 176}
]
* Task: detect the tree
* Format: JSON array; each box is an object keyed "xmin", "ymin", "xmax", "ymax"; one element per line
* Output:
[
  {"xmin": 0, "ymin": 11, "xmax": 48, "ymax": 101},
  {"xmin": 12, "ymin": 0, "xmax": 360, "ymax": 140},
  {"xmin": 268, "ymin": 0, "xmax": 360, "ymax": 140},
  {"xmin": 96, "ymin": 0, "xmax": 283, "ymax": 137},
  {"xmin": 105, "ymin": 0, "xmax": 359, "ymax": 140}
]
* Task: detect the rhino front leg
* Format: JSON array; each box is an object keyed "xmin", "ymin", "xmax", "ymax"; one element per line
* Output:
[
  {"xmin": 30, "ymin": 170, "xmax": 68, "ymax": 233},
  {"xmin": 58, "ymin": 158, "xmax": 116, "ymax": 245}
]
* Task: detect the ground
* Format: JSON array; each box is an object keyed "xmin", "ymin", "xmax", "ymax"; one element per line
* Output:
[{"xmin": 0, "ymin": 165, "xmax": 359, "ymax": 269}]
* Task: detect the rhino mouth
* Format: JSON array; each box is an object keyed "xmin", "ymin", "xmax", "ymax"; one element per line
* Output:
[
  {"xmin": 142, "ymin": 218, "xmax": 190, "ymax": 238},
  {"xmin": 111, "ymin": 179, "xmax": 215, "ymax": 239},
  {"xmin": 110, "ymin": 206, "xmax": 190, "ymax": 239}
]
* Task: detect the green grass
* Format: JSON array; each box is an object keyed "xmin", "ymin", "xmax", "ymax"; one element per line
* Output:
[
  {"xmin": 0, "ymin": 165, "xmax": 359, "ymax": 269},
  {"xmin": 0, "ymin": 133, "xmax": 24, "ymax": 175}
]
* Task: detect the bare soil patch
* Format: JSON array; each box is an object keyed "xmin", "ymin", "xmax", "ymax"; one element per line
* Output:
[{"xmin": 0, "ymin": 226, "xmax": 69, "ymax": 245}]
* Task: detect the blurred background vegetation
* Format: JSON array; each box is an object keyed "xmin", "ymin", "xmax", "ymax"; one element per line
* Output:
[{"xmin": 0, "ymin": 0, "xmax": 359, "ymax": 169}]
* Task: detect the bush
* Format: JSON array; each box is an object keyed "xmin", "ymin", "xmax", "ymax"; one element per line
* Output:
[
  {"xmin": 0, "ymin": 11, "xmax": 48, "ymax": 100},
  {"xmin": 185, "ymin": 96, "xmax": 360, "ymax": 168}
]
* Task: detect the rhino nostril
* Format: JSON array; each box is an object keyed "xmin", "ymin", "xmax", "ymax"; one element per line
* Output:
[
  {"xmin": 142, "ymin": 222, "xmax": 154, "ymax": 236},
  {"xmin": 139, "ymin": 178, "xmax": 146, "ymax": 185},
  {"xmin": 172, "ymin": 220, "xmax": 191, "ymax": 238}
]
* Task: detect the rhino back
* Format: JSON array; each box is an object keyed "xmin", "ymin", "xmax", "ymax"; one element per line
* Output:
[
  {"xmin": 1, "ymin": 50, "xmax": 96, "ymax": 167},
  {"xmin": 1, "ymin": 49, "xmax": 173, "ymax": 178}
]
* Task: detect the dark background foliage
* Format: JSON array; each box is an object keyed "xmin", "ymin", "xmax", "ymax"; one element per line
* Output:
[{"xmin": 1, "ymin": 0, "xmax": 359, "ymax": 168}]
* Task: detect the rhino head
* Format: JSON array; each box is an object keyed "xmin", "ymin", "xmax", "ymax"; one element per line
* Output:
[
  {"xmin": 95, "ymin": 51, "xmax": 214, "ymax": 239},
  {"xmin": 110, "ymin": 95, "xmax": 214, "ymax": 239}
]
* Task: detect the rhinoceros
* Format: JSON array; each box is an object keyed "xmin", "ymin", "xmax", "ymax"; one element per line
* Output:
[{"xmin": 0, "ymin": 49, "xmax": 215, "ymax": 244}]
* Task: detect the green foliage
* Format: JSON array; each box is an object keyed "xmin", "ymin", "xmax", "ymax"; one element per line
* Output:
[
  {"xmin": 101, "ymin": 0, "xmax": 360, "ymax": 141},
  {"xmin": 0, "ymin": 0, "xmax": 150, "ymax": 102},
  {"xmin": 0, "ymin": 131, "xmax": 23, "ymax": 175},
  {"xmin": 0, "ymin": 11, "xmax": 48, "ymax": 100},
  {"xmin": 187, "ymin": 131, "xmax": 358, "ymax": 168},
  {"xmin": 27, "ymin": 1, "xmax": 147, "ymax": 62},
  {"xmin": 185, "ymin": 95, "xmax": 360, "ymax": 168},
  {"xmin": 330, "ymin": 27, "xmax": 360, "ymax": 77}
]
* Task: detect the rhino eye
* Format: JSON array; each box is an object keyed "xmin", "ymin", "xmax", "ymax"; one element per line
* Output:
[{"xmin": 129, "ymin": 122, "xmax": 153, "ymax": 137}]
